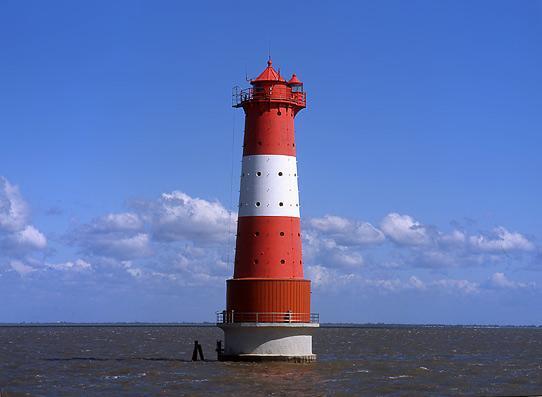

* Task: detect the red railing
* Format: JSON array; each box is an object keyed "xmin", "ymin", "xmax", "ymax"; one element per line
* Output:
[
  {"xmin": 217, "ymin": 311, "xmax": 319, "ymax": 324},
  {"xmin": 232, "ymin": 86, "xmax": 306, "ymax": 108}
]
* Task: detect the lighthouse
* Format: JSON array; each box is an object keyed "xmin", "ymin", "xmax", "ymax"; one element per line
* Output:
[{"xmin": 217, "ymin": 59, "xmax": 318, "ymax": 362}]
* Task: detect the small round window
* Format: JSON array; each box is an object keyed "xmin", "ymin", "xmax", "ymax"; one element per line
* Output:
[
  {"xmin": 255, "ymin": 202, "xmax": 261, "ymax": 207},
  {"xmin": 279, "ymin": 202, "xmax": 284, "ymax": 207},
  {"xmin": 280, "ymin": 232, "xmax": 285, "ymax": 236},
  {"xmin": 280, "ymin": 259, "xmax": 285, "ymax": 264},
  {"xmin": 278, "ymin": 172, "xmax": 283, "ymax": 176},
  {"xmin": 256, "ymin": 171, "xmax": 262, "ymax": 176}
]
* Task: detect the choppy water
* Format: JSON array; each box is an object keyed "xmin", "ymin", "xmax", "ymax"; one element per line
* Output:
[{"xmin": 1, "ymin": 325, "xmax": 541, "ymax": 396}]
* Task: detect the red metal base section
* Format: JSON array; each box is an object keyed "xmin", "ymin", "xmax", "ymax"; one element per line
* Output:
[
  {"xmin": 226, "ymin": 278, "xmax": 311, "ymax": 322},
  {"xmin": 234, "ymin": 216, "xmax": 303, "ymax": 279}
]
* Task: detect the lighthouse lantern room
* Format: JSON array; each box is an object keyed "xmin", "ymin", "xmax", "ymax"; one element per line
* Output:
[{"xmin": 217, "ymin": 60, "xmax": 318, "ymax": 362}]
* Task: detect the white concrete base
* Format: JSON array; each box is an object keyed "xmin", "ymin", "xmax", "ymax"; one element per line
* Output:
[{"xmin": 218, "ymin": 322, "xmax": 318, "ymax": 362}]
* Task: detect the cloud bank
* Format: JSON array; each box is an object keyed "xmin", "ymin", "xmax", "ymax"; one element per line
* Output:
[{"xmin": 0, "ymin": 175, "xmax": 538, "ymax": 298}]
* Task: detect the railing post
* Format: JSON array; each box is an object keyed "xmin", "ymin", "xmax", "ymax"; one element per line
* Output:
[{"xmin": 256, "ymin": 312, "xmax": 259, "ymax": 324}]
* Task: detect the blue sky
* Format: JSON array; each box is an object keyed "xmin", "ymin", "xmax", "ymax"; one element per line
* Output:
[{"xmin": 1, "ymin": 0, "xmax": 541, "ymax": 324}]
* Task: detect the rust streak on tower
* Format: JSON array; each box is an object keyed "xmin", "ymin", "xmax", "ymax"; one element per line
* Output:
[{"xmin": 217, "ymin": 59, "xmax": 318, "ymax": 362}]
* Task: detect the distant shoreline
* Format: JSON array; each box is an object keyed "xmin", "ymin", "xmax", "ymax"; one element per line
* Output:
[{"xmin": 0, "ymin": 323, "xmax": 540, "ymax": 328}]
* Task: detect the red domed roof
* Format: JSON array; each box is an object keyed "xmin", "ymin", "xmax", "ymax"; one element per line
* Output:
[
  {"xmin": 288, "ymin": 73, "xmax": 302, "ymax": 85},
  {"xmin": 251, "ymin": 59, "xmax": 286, "ymax": 83}
]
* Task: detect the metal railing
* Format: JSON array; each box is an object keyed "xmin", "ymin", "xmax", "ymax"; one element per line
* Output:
[
  {"xmin": 216, "ymin": 311, "xmax": 319, "ymax": 324},
  {"xmin": 232, "ymin": 86, "xmax": 306, "ymax": 108}
]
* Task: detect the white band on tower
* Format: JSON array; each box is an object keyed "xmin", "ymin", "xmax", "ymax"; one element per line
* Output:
[{"xmin": 238, "ymin": 154, "xmax": 300, "ymax": 218}]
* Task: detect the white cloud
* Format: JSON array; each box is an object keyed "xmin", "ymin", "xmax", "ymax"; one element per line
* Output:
[
  {"xmin": 490, "ymin": 272, "xmax": 516, "ymax": 288},
  {"xmin": 488, "ymin": 272, "xmax": 533, "ymax": 289},
  {"xmin": 120, "ymin": 248, "xmax": 227, "ymax": 286},
  {"xmin": 431, "ymin": 278, "xmax": 480, "ymax": 294},
  {"xmin": 408, "ymin": 275, "xmax": 426, "ymax": 290},
  {"xmin": 309, "ymin": 215, "xmax": 385, "ymax": 245},
  {"xmin": 0, "ymin": 177, "xmax": 28, "ymax": 232},
  {"xmin": 93, "ymin": 213, "xmax": 143, "ymax": 232},
  {"xmin": 303, "ymin": 215, "xmax": 383, "ymax": 271},
  {"xmin": 63, "ymin": 191, "xmax": 237, "ymax": 284},
  {"xmin": 305, "ymin": 265, "xmax": 331, "ymax": 287},
  {"xmin": 363, "ymin": 277, "xmax": 403, "ymax": 292},
  {"xmin": 415, "ymin": 250, "xmax": 458, "ymax": 268},
  {"xmin": 469, "ymin": 227, "xmax": 535, "ymax": 253},
  {"xmin": 14, "ymin": 225, "xmax": 47, "ymax": 249},
  {"xmin": 439, "ymin": 230, "xmax": 466, "ymax": 246},
  {"xmin": 305, "ymin": 265, "xmax": 358, "ymax": 288},
  {"xmin": 353, "ymin": 222, "xmax": 386, "ymax": 245},
  {"xmin": 103, "ymin": 233, "xmax": 150, "ymax": 256},
  {"xmin": 9, "ymin": 260, "xmax": 36, "ymax": 276},
  {"xmin": 48, "ymin": 259, "xmax": 92, "ymax": 271},
  {"xmin": 70, "ymin": 211, "xmax": 153, "ymax": 260},
  {"xmin": 306, "ymin": 267, "xmax": 481, "ymax": 295},
  {"xmin": 380, "ymin": 213, "xmax": 429, "ymax": 246},
  {"xmin": 72, "ymin": 223, "xmax": 151, "ymax": 260},
  {"xmin": 126, "ymin": 267, "xmax": 143, "ymax": 278},
  {"xmin": 329, "ymin": 250, "xmax": 364, "ymax": 268},
  {"xmin": 0, "ymin": 176, "xmax": 47, "ymax": 260},
  {"xmin": 137, "ymin": 191, "xmax": 235, "ymax": 243},
  {"xmin": 303, "ymin": 231, "xmax": 365, "ymax": 270},
  {"xmin": 310, "ymin": 215, "xmax": 350, "ymax": 232}
]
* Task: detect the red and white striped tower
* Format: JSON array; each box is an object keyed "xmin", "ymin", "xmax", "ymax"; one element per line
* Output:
[{"xmin": 217, "ymin": 59, "xmax": 318, "ymax": 362}]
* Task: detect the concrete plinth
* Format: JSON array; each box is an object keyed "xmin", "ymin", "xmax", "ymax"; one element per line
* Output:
[{"xmin": 217, "ymin": 322, "xmax": 318, "ymax": 362}]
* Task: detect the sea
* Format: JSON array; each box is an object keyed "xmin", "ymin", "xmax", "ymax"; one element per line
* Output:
[{"xmin": 1, "ymin": 325, "xmax": 541, "ymax": 396}]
